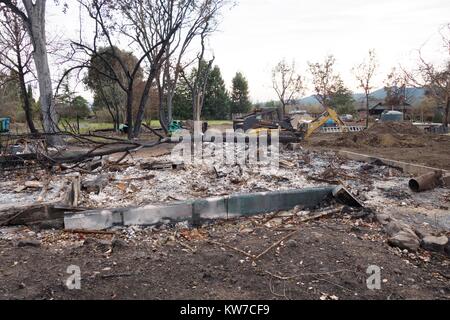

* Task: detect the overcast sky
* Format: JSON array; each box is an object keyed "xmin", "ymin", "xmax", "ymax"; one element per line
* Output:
[{"xmin": 47, "ymin": 0, "xmax": 450, "ymax": 102}]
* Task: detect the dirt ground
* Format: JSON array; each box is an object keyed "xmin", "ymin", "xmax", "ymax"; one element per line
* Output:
[
  {"xmin": 307, "ymin": 123, "xmax": 450, "ymax": 170},
  {"xmin": 0, "ymin": 212, "xmax": 449, "ymax": 300},
  {"xmin": 0, "ymin": 123, "xmax": 449, "ymax": 300}
]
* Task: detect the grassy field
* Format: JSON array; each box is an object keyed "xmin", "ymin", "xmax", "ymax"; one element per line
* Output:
[
  {"xmin": 74, "ymin": 120, "xmax": 233, "ymax": 133},
  {"xmin": 8, "ymin": 120, "xmax": 233, "ymax": 135}
]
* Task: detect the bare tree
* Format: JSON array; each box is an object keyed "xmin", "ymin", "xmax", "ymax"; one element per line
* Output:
[
  {"xmin": 60, "ymin": 0, "xmax": 180, "ymax": 139},
  {"xmin": 385, "ymin": 68, "xmax": 412, "ymax": 108},
  {"xmin": 404, "ymin": 25, "xmax": 450, "ymax": 127},
  {"xmin": 157, "ymin": 0, "xmax": 226, "ymax": 132},
  {"xmin": 272, "ymin": 59, "xmax": 304, "ymax": 117},
  {"xmin": 0, "ymin": 0, "xmax": 62, "ymax": 144},
  {"xmin": 117, "ymin": 0, "xmax": 200, "ymax": 137},
  {"xmin": 308, "ymin": 55, "xmax": 343, "ymax": 108},
  {"xmin": 0, "ymin": 3, "xmax": 37, "ymax": 133},
  {"xmin": 180, "ymin": 27, "xmax": 215, "ymax": 122},
  {"xmin": 353, "ymin": 49, "xmax": 378, "ymax": 128}
]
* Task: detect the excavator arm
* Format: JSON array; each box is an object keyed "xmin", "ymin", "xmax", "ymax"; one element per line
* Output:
[{"xmin": 299, "ymin": 107, "xmax": 347, "ymax": 139}]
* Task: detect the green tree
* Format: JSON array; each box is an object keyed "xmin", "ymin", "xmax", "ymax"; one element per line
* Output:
[
  {"xmin": 202, "ymin": 66, "xmax": 230, "ymax": 120},
  {"xmin": 173, "ymin": 78, "xmax": 192, "ymax": 120},
  {"xmin": 230, "ymin": 72, "xmax": 252, "ymax": 115},
  {"xmin": 330, "ymin": 84, "xmax": 355, "ymax": 115},
  {"xmin": 27, "ymin": 84, "xmax": 38, "ymax": 115},
  {"xmin": 174, "ymin": 64, "xmax": 231, "ymax": 120},
  {"xmin": 72, "ymin": 96, "xmax": 91, "ymax": 118},
  {"xmin": 85, "ymin": 46, "xmax": 142, "ymax": 130},
  {"xmin": 0, "ymin": 71, "xmax": 21, "ymax": 119}
]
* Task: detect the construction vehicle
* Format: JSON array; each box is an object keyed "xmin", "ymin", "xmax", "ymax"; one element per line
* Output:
[
  {"xmin": 233, "ymin": 106, "xmax": 349, "ymax": 141},
  {"xmin": 297, "ymin": 107, "xmax": 348, "ymax": 139},
  {"xmin": 233, "ymin": 107, "xmax": 294, "ymax": 132}
]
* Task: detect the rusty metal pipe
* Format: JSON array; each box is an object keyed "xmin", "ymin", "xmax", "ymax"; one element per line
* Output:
[{"xmin": 409, "ymin": 171, "xmax": 442, "ymax": 192}]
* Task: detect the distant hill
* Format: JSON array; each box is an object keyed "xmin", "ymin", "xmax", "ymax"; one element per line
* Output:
[{"xmin": 299, "ymin": 87, "xmax": 426, "ymax": 106}]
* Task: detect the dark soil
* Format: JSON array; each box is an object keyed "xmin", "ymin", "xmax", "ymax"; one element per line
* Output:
[
  {"xmin": 0, "ymin": 215, "xmax": 448, "ymax": 300},
  {"xmin": 308, "ymin": 123, "xmax": 450, "ymax": 170}
]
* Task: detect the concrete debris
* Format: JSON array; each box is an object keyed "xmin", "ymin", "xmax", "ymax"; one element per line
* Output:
[
  {"xmin": 421, "ymin": 235, "xmax": 449, "ymax": 254},
  {"xmin": 388, "ymin": 231, "xmax": 421, "ymax": 252},
  {"xmin": 82, "ymin": 174, "xmax": 110, "ymax": 194},
  {"xmin": 376, "ymin": 213, "xmax": 392, "ymax": 225},
  {"xmin": 413, "ymin": 227, "xmax": 431, "ymax": 239},
  {"xmin": 25, "ymin": 181, "xmax": 44, "ymax": 189},
  {"xmin": 383, "ymin": 220, "xmax": 415, "ymax": 238},
  {"xmin": 64, "ymin": 187, "xmax": 336, "ymax": 230},
  {"xmin": 140, "ymin": 161, "xmax": 185, "ymax": 171}
]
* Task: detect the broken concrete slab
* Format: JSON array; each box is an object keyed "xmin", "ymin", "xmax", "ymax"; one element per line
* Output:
[
  {"xmin": 421, "ymin": 235, "xmax": 449, "ymax": 253},
  {"xmin": 65, "ymin": 187, "xmax": 337, "ymax": 230},
  {"xmin": 193, "ymin": 197, "xmax": 227, "ymax": 223},
  {"xmin": 65, "ymin": 209, "xmax": 121, "ymax": 231},
  {"xmin": 383, "ymin": 220, "xmax": 416, "ymax": 238},
  {"xmin": 388, "ymin": 231, "xmax": 421, "ymax": 252},
  {"xmin": 227, "ymin": 187, "xmax": 335, "ymax": 217},
  {"xmin": 124, "ymin": 202, "xmax": 194, "ymax": 226},
  {"xmin": 376, "ymin": 213, "xmax": 392, "ymax": 225}
]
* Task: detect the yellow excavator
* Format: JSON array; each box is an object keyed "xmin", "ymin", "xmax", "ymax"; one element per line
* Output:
[
  {"xmin": 297, "ymin": 106, "xmax": 348, "ymax": 140},
  {"xmin": 233, "ymin": 106, "xmax": 348, "ymax": 141}
]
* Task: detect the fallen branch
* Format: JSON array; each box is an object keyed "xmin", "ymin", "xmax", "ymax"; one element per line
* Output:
[
  {"xmin": 101, "ymin": 273, "xmax": 134, "ymax": 279},
  {"xmin": 207, "ymin": 208, "xmax": 343, "ymax": 261},
  {"xmin": 264, "ymin": 269, "xmax": 354, "ymax": 281},
  {"xmin": 142, "ymin": 123, "xmax": 165, "ymax": 140},
  {"xmin": 64, "ymin": 229, "xmax": 117, "ymax": 236},
  {"xmin": 208, "ymin": 240, "xmax": 255, "ymax": 259},
  {"xmin": 176, "ymin": 240, "xmax": 197, "ymax": 253}
]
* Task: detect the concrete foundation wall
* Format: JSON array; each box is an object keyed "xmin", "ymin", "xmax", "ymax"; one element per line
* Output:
[
  {"xmin": 339, "ymin": 151, "xmax": 449, "ymax": 176},
  {"xmin": 65, "ymin": 187, "xmax": 336, "ymax": 231}
]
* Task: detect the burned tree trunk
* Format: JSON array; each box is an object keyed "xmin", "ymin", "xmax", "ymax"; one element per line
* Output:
[
  {"xmin": 22, "ymin": 0, "xmax": 62, "ymax": 145},
  {"xmin": 445, "ymin": 97, "xmax": 450, "ymax": 128},
  {"xmin": 17, "ymin": 65, "xmax": 37, "ymax": 134}
]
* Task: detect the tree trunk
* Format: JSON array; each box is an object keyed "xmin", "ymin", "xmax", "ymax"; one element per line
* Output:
[
  {"xmin": 166, "ymin": 93, "xmax": 174, "ymax": 125},
  {"xmin": 133, "ymin": 74, "xmax": 155, "ymax": 138},
  {"xmin": 23, "ymin": 0, "xmax": 62, "ymax": 145},
  {"xmin": 158, "ymin": 82, "xmax": 169, "ymax": 134},
  {"xmin": 365, "ymin": 93, "xmax": 370, "ymax": 128},
  {"xmin": 15, "ymin": 30, "xmax": 37, "ymax": 134},
  {"xmin": 444, "ymin": 97, "xmax": 450, "ymax": 128},
  {"xmin": 125, "ymin": 87, "xmax": 134, "ymax": 140},
  {"xmin": 192, "ymin": 91, "xmax": 202, "ymax": 122},
  {"xmin": 18, "ymin": 68, "xmax": 37, "ymax": 134}
]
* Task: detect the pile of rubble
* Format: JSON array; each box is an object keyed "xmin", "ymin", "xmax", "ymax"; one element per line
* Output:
[
  {"xmin": 1, "ymin": 140, "xmax": 449, "ymax": 256},
  {"xmin": 317, "ymin": 122, "xmax": 439, "ymax": 148},
  {"xmin": 377, "ymin": 213, "xmax": 449, "ymax": 255}
]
